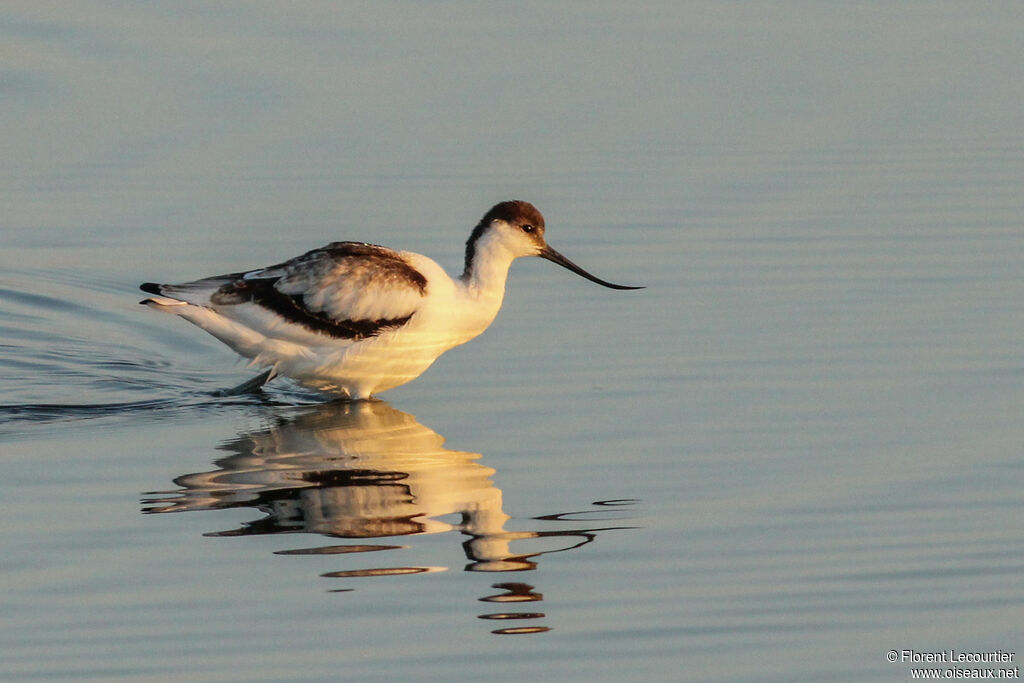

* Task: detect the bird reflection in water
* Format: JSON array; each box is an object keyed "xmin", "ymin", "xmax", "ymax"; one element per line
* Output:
[{"xmin": 142, "ymin": 400, "xmax": 637, "ymax": 635}]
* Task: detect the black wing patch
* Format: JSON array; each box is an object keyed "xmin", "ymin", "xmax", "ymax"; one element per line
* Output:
[{"xmin": 210, "ymin": 278, "xmax": 413, "ymax": 341}]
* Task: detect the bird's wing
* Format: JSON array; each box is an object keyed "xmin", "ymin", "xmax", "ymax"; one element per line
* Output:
[{"xmin": 145, "ymin": 242, "xmax": 428, "ymax": 341}]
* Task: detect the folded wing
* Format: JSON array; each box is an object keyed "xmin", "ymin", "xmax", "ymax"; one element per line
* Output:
[{"xmin": 142, "ymin": 242, "xmax": 427, "ymax": 341}]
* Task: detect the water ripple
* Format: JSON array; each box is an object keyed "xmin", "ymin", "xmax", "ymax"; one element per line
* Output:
[{"xmin": 0, "ymin": 268, "xmax": 324, "ymax": 437}]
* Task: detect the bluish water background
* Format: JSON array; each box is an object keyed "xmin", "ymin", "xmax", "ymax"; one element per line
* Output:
[{"xmin": 3, "ymin": 3, "xmax": 1023, "ymax": 681}]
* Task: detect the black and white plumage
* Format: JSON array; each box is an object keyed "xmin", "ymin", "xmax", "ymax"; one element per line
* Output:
[{"xmin": 140, "ymin": 200, "xmax": 642, "ymax": 398}]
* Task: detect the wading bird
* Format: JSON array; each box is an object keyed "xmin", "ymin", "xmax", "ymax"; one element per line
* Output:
[{"xmin": 140, "ymin": 200, "xmax": 642, "ymax": 398}]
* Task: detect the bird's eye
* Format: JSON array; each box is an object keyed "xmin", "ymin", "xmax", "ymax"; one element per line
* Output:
[{"xmin": 521, "ymin": 224, "xmax": 535, "ymax": 233}]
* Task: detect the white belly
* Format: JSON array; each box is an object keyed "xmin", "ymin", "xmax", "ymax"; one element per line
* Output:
[{"xmin": 284, "ymin": 325, "xmax": 475, "ymax": 398}]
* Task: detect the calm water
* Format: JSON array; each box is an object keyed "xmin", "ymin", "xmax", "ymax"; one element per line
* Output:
[{"xmin": 3, "ymin": 3, "xmax": 1024, "ymax": 681}]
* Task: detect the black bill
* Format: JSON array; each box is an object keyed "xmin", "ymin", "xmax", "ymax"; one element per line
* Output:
[{"xmin": 539, "ymin": 245, "xmax": 644, "ymax": 290}]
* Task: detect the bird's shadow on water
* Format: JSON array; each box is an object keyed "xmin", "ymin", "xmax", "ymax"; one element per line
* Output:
[{"xmin": 140, "ymin": 399, "xmax": 642, "ymax": 635}]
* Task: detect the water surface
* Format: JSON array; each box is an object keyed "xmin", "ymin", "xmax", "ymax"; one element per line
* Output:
[{"xmin": 3, "ymin": 2, "xmax": 1024, "ymax": 681}]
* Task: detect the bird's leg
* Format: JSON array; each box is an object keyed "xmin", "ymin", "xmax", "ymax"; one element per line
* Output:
[{"xmin": 216, "ymin": 366, "xmax": 278, "ymax": 396}]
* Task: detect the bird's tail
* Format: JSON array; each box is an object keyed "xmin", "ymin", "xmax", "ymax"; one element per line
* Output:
[{"xmin": 139, "ymin": 283, "xmax": 189, "ymax": 311}]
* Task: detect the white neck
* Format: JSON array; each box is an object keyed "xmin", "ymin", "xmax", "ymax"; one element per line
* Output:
[{"xmin": 459, "ymin": 229, "xmax": 518, "ymax": 302}]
